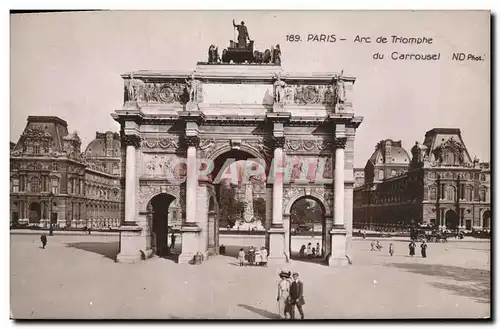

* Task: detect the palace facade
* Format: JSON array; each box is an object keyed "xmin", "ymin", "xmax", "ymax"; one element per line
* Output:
[
  {"xmin": 10, "ymin": 116, "xmax": 124, "ymax": 229},
  {"xmin": 353, "ymin": 128, "xmax": 491, "ymax": 232}
]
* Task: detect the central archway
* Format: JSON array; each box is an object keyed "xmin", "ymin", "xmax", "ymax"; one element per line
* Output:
[
  {"xmin": 149, "ymin": 193, "xmax": 177, "ymax": 257},
  {"xmin": 445, "ymin": 209, "xmax": 458, "ymax": 230},
  {"xmin": 289, "ymin": 196, "xmax": 326, "ymax": 263}
]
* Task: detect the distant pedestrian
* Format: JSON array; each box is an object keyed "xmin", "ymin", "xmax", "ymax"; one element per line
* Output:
[
  {"xmin": 421, "ymin": 241, "xmax": 428, "ymax": 258},
  {"xmin": 409, "ymin": 240, "xmax": 416, "ymax": 257},
  {"xmin": 316, "ymin": 243, "xmax": 321, "ymax": 257},
  {"xmin": 40, "ymin": 234, "xmax": 47, "ymax": 249},
  {"xmin": 389, "ymin": 243, "xmax": 394, "ymax": 256},
  {"xmin": 311, "ymin": 247, "xmax": 316, "ymax": 258},
  {"xmin": 255, "ymin": 247, "xmax": 262, "ymax": 266},
  {"xmin": 260, "ymin": 246, "xmax": 268, "ymax": 266},
  {"xmin": 248, "ymin": 246, "xmax": 255, "ymax": 265},
  {"xmin": 306, "ymin": 243, "xmax": 312, "ymax": 258},
  {"xmin": 370, "ymin": 241, "xmax": 376, "ymax": 251},
  {"xmin": 170, "ymin": 232, "xmax": 176, "ymax": 250},
  {"xmin": 299, "ymin": 245, "xmax": 306, "ymax": 258},
  {"xmin": 376, "ymin": 240, "xmax": 382, "ymax": 251},
  {"xmin": 238, "ymin": 248, "xmax": 246, "ymax": 266}
]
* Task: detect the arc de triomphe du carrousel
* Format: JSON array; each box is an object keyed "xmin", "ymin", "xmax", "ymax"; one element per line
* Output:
[{"xmin": 112, "ymin": 21, "xmax": 363, "ymax": 267}]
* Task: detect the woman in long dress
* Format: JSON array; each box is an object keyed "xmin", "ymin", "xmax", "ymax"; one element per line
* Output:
[
  {"xmin": 409, "ymin": 241, "xmax": 416, "ymax": 257},
  {"xmin": 277, "ymin": 271, "xmax": 292, "ymax": 319},
  {"xmin": 255, "ymin": 248, "xmax": 262, "ymax": 266},
  {"xmin": 421, "ymin": 241, "xmax": 428, "ymax": 258}
]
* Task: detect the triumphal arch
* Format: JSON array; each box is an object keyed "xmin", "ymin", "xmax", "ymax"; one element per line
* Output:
[{"xmin": 112, "ymin": 26, "xmax": 362, "ymax": 267}]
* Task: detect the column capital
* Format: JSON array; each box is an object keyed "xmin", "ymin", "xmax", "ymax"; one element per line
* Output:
[
  {"xmin": 184, "ymin": 135, "xmax": 200, "ymax": 148},
  {"xmin": 272, "ymin": 136, "xmax": 286, "ymax": 149},
  {"xmin": 121, "ymin": 134, "xmax": 141, "ymax": 148},
  {"xmin": 333, "ymin": 137, "xmax": 347, "ymax": 149}
]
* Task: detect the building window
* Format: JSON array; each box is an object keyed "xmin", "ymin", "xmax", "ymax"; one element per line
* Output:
[
  {"xmin": 51, "ymin": 178, "xmax": 59, "ymax": 194},
  {"xmin": 12, "ymin": 178, "xmax": 19, "ymax": 193},
  {"xmin": 479, "ymin": 188, "xmax": 487, "ymax": 202},
  {"xmin": 465, "ymin": 186, "xmax": 473, "ymax": 201},
  {"xmin": 480, "ymin": 174, "xmax": 486, "ymax": 181},
  {"xmin": 30, "ymin": 177, "xmax": 41, "ymax": 193},
  {"xmin": 51, "ymin": 162, "xmax": 58, "ymax": 171},
  {"xmin": 429, "ymin": 186, "xmax": 437, "ymax": 200},
  {"xmin": 33, "ymin": 144, "xmax": 40, "ymax": 155},
  {"xmin": 447, "ymin": 186, "xmax": 455, "ymax": 201},
  {"xmin": 445, "ymin": 152, "xmax": 455, "ymax": 165},
  {"xmin": 378, "ymin": 170, "xmax": 384, "ymax": 180}
]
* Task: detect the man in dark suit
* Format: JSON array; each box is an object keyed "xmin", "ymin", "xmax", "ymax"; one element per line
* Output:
[{"xmin": 290, "ymin": 272, "xmax": 305, "ymax": 319}]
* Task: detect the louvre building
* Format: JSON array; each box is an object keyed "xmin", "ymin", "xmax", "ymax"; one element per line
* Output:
[{"xmin": 353, "ymin": 128, "xmax": 491, "ymax": 232}]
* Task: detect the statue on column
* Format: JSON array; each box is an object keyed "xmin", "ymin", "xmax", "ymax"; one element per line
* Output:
[
  {"xmin": 273, "ymin": 72, "xmax": 287, "ymax": 109},
  {"xmin": 185, "ymin": 72, "xmax": 201, "ymax": 110},
  {"xmin": 233, "ymin": 19, "xmax": 252, "ymax": 48},
  {"xmin": 125, "ymin": 73, "xmax": 143, "ymax": 102},
  {"xmin": 335, "ymin": 70, "xmax": 346, "ymax": 104}
]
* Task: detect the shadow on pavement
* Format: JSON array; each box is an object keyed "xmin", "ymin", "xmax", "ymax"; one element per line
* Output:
[
  {"xmin": 387, "ymin": 263, "xmax": 491, "ymax": 304},
  {"xmin": 66, "ymin": 241, "xmax": 119, "ymax": 260},
  {"xmin": 238, "ymin": 304, "xmax": 280, "ymax": 319},
  {"xmin": 290, "ymin": 251, "xmax": 327, "ymax": 266},
  {"xmin": 429, "ymin": 281, "xmax": 490, "ymax": 304}
]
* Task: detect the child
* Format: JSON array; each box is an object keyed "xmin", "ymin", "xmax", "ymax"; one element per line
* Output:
[{"xmin": 238, "ymin": 248, "xmax": 246, "ymax": 266}]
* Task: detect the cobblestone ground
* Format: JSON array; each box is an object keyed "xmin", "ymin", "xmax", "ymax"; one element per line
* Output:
[{"xmin": 10, "ymin": 234, "xmax": 490, "ymax": 319}]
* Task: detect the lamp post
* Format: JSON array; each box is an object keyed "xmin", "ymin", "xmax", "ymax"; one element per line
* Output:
[{"xmin": 49, "ymin": 192, "xmax": 54, "ymax": 236}]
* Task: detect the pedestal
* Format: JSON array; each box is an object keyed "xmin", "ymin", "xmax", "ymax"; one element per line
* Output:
[
  {"xmin": 267, "ymin": 227, "xmax": 287, "ymax": 264},
  {"xmin": 185, "ymin": 101, "xmax": 199, "ymax": 111},
  {"xmin": 178, "ymin": 225, "xmax": 202, "ymax": 264},
  {"xmin": 328, "ymin": 227, "xmax": 348, "ymax": 267},
  {"xmin": 116, "ymin": 225, "xmax": 144, "ymax": 263}
]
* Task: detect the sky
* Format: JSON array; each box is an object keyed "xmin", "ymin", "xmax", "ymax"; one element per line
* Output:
[{"xmin": 10, "ymin": 10, "xmax": 490, "ymax": 167}]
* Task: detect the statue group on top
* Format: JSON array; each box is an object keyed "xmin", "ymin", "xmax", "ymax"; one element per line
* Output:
[{"xmin": 207, "ymin": 19, "xmax": 282, "ymax": 65}]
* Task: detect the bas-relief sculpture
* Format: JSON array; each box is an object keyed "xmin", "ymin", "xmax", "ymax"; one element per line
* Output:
[{"xmin": 142, "ymin": 154, "xmax": 186, "ymax": 179}]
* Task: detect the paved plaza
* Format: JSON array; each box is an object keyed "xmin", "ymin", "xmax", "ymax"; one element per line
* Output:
[{"xmin": 10, "ymin": 233, "xmax": 490, "ymax": 319}]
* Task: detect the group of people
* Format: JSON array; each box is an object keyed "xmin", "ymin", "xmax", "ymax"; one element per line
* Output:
[
  {"xmin": 370, "ymin": 240, "xmax": 384, "ymax": 252},
  {"xmin": 298, "ymin": 242, "xmax": 322, "ymax": 259},
  {"xmin": 237, "ymin": 246, "xmax": 268, "ymax": 266},
  {"xmin": 277, "ymin": 270, "xmax": 305, "ymax": 319},
  {"xmin": 409, "ymin": 240, "xmax": 427, "ymax": 258}
]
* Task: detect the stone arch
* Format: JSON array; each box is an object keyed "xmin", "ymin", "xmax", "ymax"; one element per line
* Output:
[
  {"xmin": 284, "ymin": 190, "xmax": 331, "ymax": 216},
  {"xmin": 139, "ymin": 185, "xmax": 181, "ymax": 213},
  {"xmin": 207, "ymin": 143, "xmax": 265, "ymax": 164}
]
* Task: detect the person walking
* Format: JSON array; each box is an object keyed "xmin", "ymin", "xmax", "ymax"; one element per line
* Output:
[
  {"xmin": 409, "ymin": 240, "xmax": 416, "ymax": 257},
  {"xmin": 306, "ymin": 243, "xmax": 312, "ymax": 258},
  {"xmin": 316, "ymin": 242, "xmax": 321, "ymax": 258},
  {"xmin": 421, "ymin": 241, "xmax": 428, "ymax": 258},
  {"xmin": 238, "ymin": 248, "xmax": 246, "ymax": 266},
  {"xmin": 40, "ymin": 234, "xmax": 47, "ymax": 249},
  {"xmin": 169, "ymin": 231, "xmax": 176, "ymax": 250},
  {"xmin": 376, "ymin": 240, "xmax": 382, "ymax": 251},
  {"xmin": 370, "ymin": 241, "xmax": 376, "ymax": 251},
  {"xmin": 277, "ymin": 270, "xmax": 292, "ymax": 319},
  {"xmin": 299, "ymin": 245, "xmax": 306, "ymax": 258},
  {"xmin": 290, "ymin": 272, "xmax": 305, "ymax": 319},
  {"xmin": 389, "ymin": 243, "xmax": 394, "ymax": 256}
]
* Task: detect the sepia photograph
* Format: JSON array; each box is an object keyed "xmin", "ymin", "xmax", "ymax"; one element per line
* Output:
[{"xmin": 8, "ymin": 10, "xmax": 491, "ymax": 320}]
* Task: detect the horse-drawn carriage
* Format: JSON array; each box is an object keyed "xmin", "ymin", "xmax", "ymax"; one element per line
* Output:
[{"xmin": 411, "ymin": 227, "xmax": 448, "ymax": 243}]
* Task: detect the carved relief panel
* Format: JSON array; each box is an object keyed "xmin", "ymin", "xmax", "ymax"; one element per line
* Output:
[
  {"xmin": 141, "ymin": 154, "xmax": 186, "ymax": 180},
  {"xmin": 125, "ymin": 79, "xmax": 198, "ymax": 104},
  {"xmin": 281, "ymin": 85, "xmax": 335, "ymax": 106}
]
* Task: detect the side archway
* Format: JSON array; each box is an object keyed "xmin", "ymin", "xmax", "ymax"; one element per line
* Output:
[{"xmin": 146, "ymin": 193, "xmax": 178, "ymax": 257}]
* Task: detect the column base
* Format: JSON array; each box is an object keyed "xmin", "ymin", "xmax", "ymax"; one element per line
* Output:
[
  {"xmin": 328, "ymin": 226, "xmax": 349, "ymax": 267},
  {"xmin": 267, "ymin": 227, "xmax": 287, "ymax": 263},
  {"xmin": 115, "ymin": 225, "xmax": 143, "ymax": 264},
  {"xmin": 179, "ymin": 225, "xmax": 202, "ymax": 264}
]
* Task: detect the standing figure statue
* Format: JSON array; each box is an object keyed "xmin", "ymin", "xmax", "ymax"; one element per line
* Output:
[
  {"xmin": 335, "ymin": 71, "xmax": 346, "ymax": 104},
  {"xmin": 185, "ymin": 72, "xmax": 199, "ymax": 102},
  {"xmin": 273, "ymin": 72, "xmax": 287, "ymax": 107},
  {"xmin": 272, "ymin": 44, "xmax": 281, "ymax": 65},
  {"xmin": 208, "ymin": 45, "xmax": 220, "ymax": 63},
  {"xmin": 126, "ymin": 73, "xmax": 140, "ymax": 101},
  {"xmin": 233, "ymin": 19, "xmax": 252, "ymax": 48}
]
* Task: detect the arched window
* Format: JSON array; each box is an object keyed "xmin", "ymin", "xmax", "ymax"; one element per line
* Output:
[
  {"xmin": 30, "ymin": 177, "xmax": 41, "ymax": 193},
  {"xmin": 51, "ymin": 178, "xmax": 59, "ymax": 194},
  {"xmin": 11, "ymin": 178, "xmax": 19, "ymax": 193},
  {"xmin": 445, "ymin": 151, "xmax": 455, "ymax": 165}
]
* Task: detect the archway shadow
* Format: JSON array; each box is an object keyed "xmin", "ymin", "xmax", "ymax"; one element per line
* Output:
[
  {"xmin": 237, "ymin": 304, "xmax": 280, "ymax": 319},
  {"xmin": 66, "ymin": 241, "xmax": 119, "ymax": 260},
  {"xmin": 290, "ymin": 251, "xmax": 327, "ymax": 266}
]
